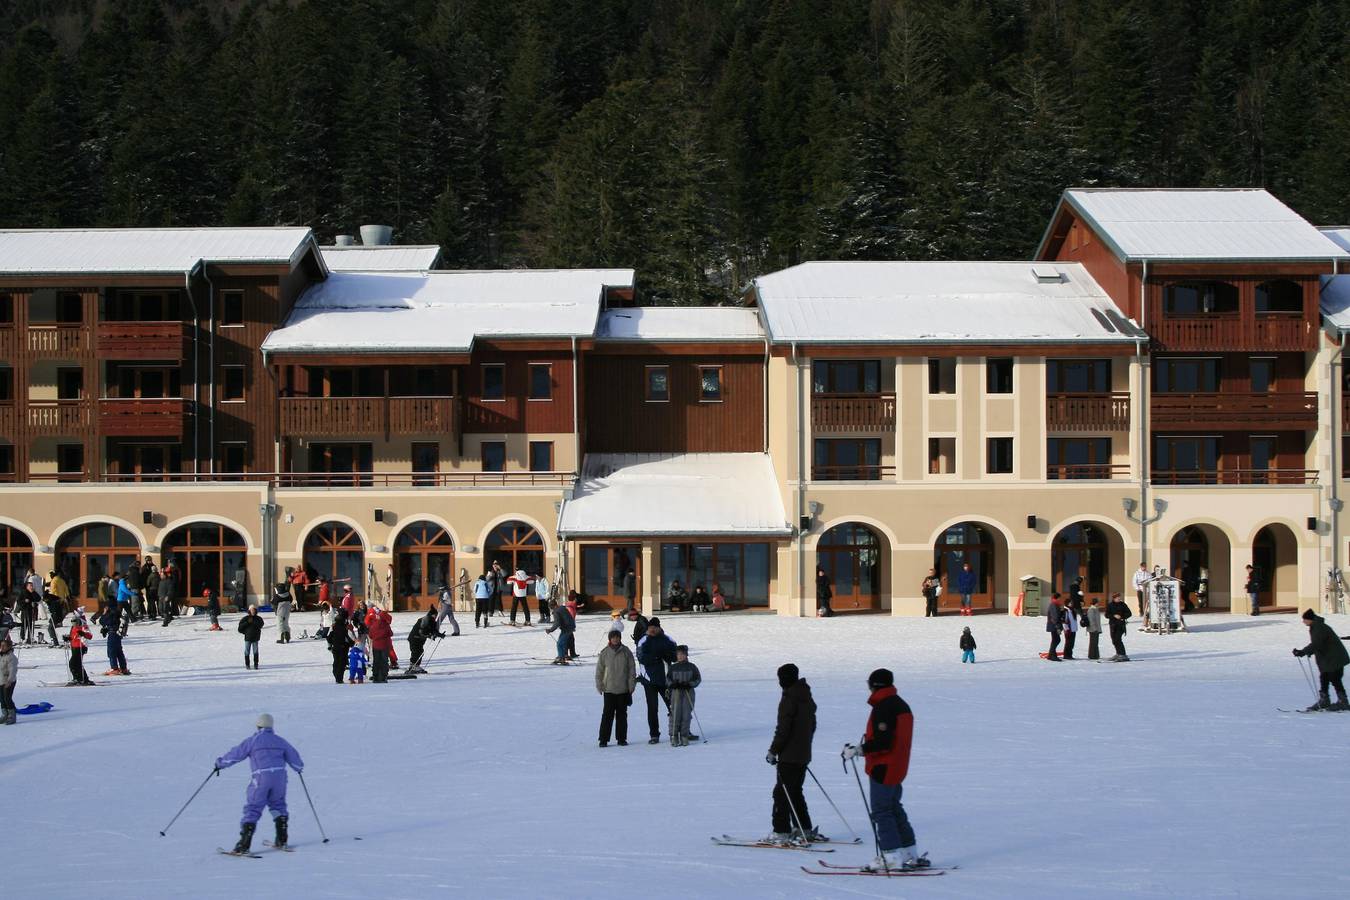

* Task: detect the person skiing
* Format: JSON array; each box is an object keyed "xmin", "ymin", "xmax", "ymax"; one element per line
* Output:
[
  {"xmin": 959, "ymin": 627, "xmax": 976, "ymax": 663},
  {"xmin": 99, "ymin": 604, "xmax": 130, "ymax": 675},
  {"xmin": 44, "ymin": 588, "xmax": 66, "ymax": 648},
  {"xmin": 1045, "ymin": 592, "xmax": 1065, "ymax": 661},
  {"xmin": 1293, "ymin": 609, "xmax": 1350, "ymax": 711},
  {"xmin": 214, "ymin": 713, "xmax": 304, "ymax": 854},
  {"xmin": 766, "ymin": 663, "xmax": 819, "ymax": 843},
  {"xmin": 1085, "ymin": 597, "xmax": 1104, "ymax": 660},
  {"xmin": 238, "ymin": 606, "xmax": 264, "ymax": 669},
  {"xmin": 204, "ymin": 587, "xmax": 222, "ymax": 631},
  {"xmin": 366, "ymin": 605, "xmax": 393, "ymax": 683},
  {"xmin": 1105, "ymin": 592, "xmax": 1131, "ymax": 662},
  {"xmin": 435, "ymin": 580, "xmax": 461, "ymax": 636},
  {"xmin": 842, "ymin": 668, "xmax": 929, "ymax": 872},
  {"xmin": 955, "ymin": 562, "xmax": 977, "ymax": 616},
  {"xmin": 667, "ymin": 645, "xmax": 701, "ymax": 746},
  {"xmin": 288, "ymin": 565, "xmax": 310, "ymax": 612},
  {"xmin": 0, "ymin": 637, "xmax": 18, "ymax": 725},
  {"xmin": 595, "ymin": 629, "xmax": 636, "ymax": 747},
  {"xmin": 67, "ymin": 611, "xmax": 92, "ymax": 685},
  {"xmin": 545, "ymin": 599, "xmax": 575, "ymax": 664},
  {"xmin": 272, "ymin": 582, "xmax": 293, "ymax": 644},
  {"xmin": 326, "ymin": 610, "xmax": 352, "ymax": 684},
  {"xmin": 407, "ymin": 607, "xmax": 445, "ymax": 674},
  {"xmin": 473, "ymin": 573, "xmax": 492, "ymax": 628},
  {"xmin": 507, "ymin": 569, "xmax": 534, "ymax": 625},
  {"xmin": 636, "ymin": 617, "xmax": 676, "ymax": 742}
]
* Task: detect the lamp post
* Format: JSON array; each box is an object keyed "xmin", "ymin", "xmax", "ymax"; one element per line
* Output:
[{"xmin": 1122, "ymin": 496, "xmax": 1167, "ymax": 568}]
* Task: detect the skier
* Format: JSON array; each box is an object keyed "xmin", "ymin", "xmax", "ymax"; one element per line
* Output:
[
  {"xmin": 841, "ymin": 668, "xmax": 929, "ymax": 871},
  {"xmin": 489, "ymin": 561, "xmax": 505, "ymax": 616},
  {"xmin": 272, "ymin": 582, "xmax": 293, "ymax": 644},
  {"xmin": 326, "ymin": 610, "xmax": 352, "ymax": 684},
  {"xmin": 636, "ymin": 617, "xmax": 676, "ymax": 742},
  {"xmin": 44, "ymin": 588, "xmax": 65, "ymax": 648},
  {"xmin": 238, "ymin": 605, "xmax": 264, "ymax": 669},
  {"xmin": 367, "ymin": 605, "xmax": 393, "ymax": 683},
  {"xmin": 473, "ymin": 573, "xmax": 492, "ymax": 628},
  {"xmin": 595, "ymin": 629, "xmax": 636, "ymax": 747},
  {"xmin": 214, "ymin": 713, "xmax": 304, "ymax": 854},
  {"xmin": 667, "ymin": 644, "xmax": 701, "ymax": 746},
  {"xmin": 1293, "ymin": 609, "xmax": 1350, "ymax": 710},
  {"xmin": 434, "ymin": 580, "xmax": 461, "ymax": 636},
  {"xmin": 1105, "ymin": 592, "xmax": 1131, "ymax": 661},
  {"xmin": 959, "ymin": 627, "xmax": 976, "ymax": 663},
  {"xmin": 1085, "ymin": 597, "xmax": 1103, "ymax": 660},
  {"xmin": 507, "ymin": 569, "xmax": 534, "ymax": 625},
  {"xmin": 347, "ymin": 640, "xmax": 368, "ymax": 684},
  {"xmin": 0, "ymin": 636, "xmax": 16, "ymax": 724},
  {"xmin": 545, "ymin": 599, "xmax": 575, "ymax": 664},
  {"xmin": 288, "ymin": 565, "xmax": 310, "ymax": 612},
  {"xmin": 205, "ymin": 587, "xmax": 222, "ymax": 631},
  {"xmin": 67, "ymin": 611, "xmax": 92, "ymax": 685},
  {"xmin": 314, "ymin": 601, "xmax": 332, "ymax": 640},
  {"xmin": 407, "ymin": 606, "xmax": 445, "ymax": 674},
  {"xmin": 99, "ymin": 604, "xmax": 130, "ymax": 675},
  {"xmin": 766, "ymin": 663, "xmax": 819, "ymax": 843},
  {"xmin": 1045, "ymin": 592, "xmax": 1064, "ymax": 661}
]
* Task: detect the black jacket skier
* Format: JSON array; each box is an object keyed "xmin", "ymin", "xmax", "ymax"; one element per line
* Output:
[{"xmin": 1294, "ymin": 610, "xmax": 1349, "ymax": 710}]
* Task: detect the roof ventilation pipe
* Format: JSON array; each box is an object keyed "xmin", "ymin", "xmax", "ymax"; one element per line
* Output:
[
  {"xmin": 333, "ymin": 234, "xmax": 356, "ymax": 246},
  {"xmin": 360, "ymin": 224, "xmax": 394, "ymax": 246}
]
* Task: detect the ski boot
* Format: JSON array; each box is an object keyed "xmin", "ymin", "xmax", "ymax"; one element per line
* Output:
[
  {"xmin": 273, "ymin": 815, "xmax": 288, "ymax": 850},
  {"xmin": 899, "ymin": 847, "xmax": 932, "ymax": 870},
  {"xmin": 1305, "ymin": 693, "xmax": 1332, "ymax": 712},
  {"xmin": 800, "ymin": 825, "xmax": 829, "ymax": 843},
  {"xmin": 863, "ymin": 850, "xmax": 901, "ymax": 871},
  {"xmin": 763, "ymin": 831, "xmax": 796, "ymax": 846},
  {"xmin": 233, "ymin": 822, "xmax": 256, "ymax": 854}
]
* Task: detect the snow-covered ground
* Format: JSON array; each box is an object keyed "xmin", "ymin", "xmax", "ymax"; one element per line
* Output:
[{"xmin": 7, "ymin": 608, "xmax": 1350, "ymax": 899}]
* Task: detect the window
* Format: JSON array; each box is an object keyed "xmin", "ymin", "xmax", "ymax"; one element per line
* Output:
[
  {"xmin": 699, "ymin": 366, "xmax": 723, "ymax": 401},
  {"xmin": 413, "ymin": 367, "xmax": 438, "ymax": 396},
  {"xmin": 221, "ymin": 290, "xmax": 244, "ymax": 326},
  {"xmin": 57, "ymin": 443, "xmax": 84, "ymax": 481},
  {"xmin": 1164, "ymin": 281, "xmax": 1238, "ymax": 315},
  {"xmin": 528, "ymin": 364, "xmax": 552, "ymax": 400},
  {"xmin": 0, "ymin": 367, "xmax": 12, "ymax": 402},
  {"xmin": 1153, "ymin": 435, "xmax": 1219, "ymax": 484},
  {"xmin": 412, "ymin": 442, "xmax": 439, "ymax": 486},
  {"xmin": 57, "ymin": 292, "xmax": 82, "ymax": 323},
  {"xmin": 481, "ymin": 364, "xmax": 505, "ymax": 401},
  {"xmin": 813, "ymin": 438, "xmax": 882, "ymax": 481},
  {"xmin": 1154, "ymin": 358, "xmax": 1220, "ymax": 393},
  {"xmin": 1250, "ymin": 436, "xmax": 1276, "ymax": 475},
  {"xmin": 1047, "ymin": 437, "xmax": 1113, "ymax": 479},
  {"xmin": 117, "ymin": 443, "xmax": 181, "ymax": 481},
  {"xmin": 221, "ymin": 443, "xmax": 248, "ymax": 477},
  {"xmin": 309, "ymin": 443, "xmax": 374, "ymax": 485},
  {"xmin": 57, "ymin": 367, "xmax": 83, "ymax": 400},
  {"xmin": 314, "ymin": 367, "xmax": 380, "ymax": 398},
  {"xmin": 927, "ymin": 358, "xmax": 956, "ymax": 394},
  {"xmin": 0, "ymin": 293, "xmax": 12, "ymax": 323},
  {"xmin": 529, "ymin": 440, "xmax": 553, "ymax": 472},
  {"xmin": 986, "ymin": 437, "xmax": 1013, "ymax": 474},
  {"xmin": 812, "ymin": 360, "xmax": 881, "ymax": 394},
  {"xmin": 221, "ymin": 366, "xmax": 245, "ymax": 402},
  {"xmin": 986, "ymin": 358, "xmax": 1013, "ymax": 394},
  {"xmin": 1255, "ymin": 280, "xmax": 1302, "ymax": 314},
  {"xmin": 481, "ymin": 441, "xmax": 506, "ymax": 472},
  {"xmin": 116, "ymin": 365, "xmax": 180, "ymax": 399},
  {"xmin": 1250, "ymin": 358, "xmax": 1275, "ymax": 393},
  {"xmin": 645, "ymin": 366, "xmax": 670, "ymax": 402},
  {"xmin": 0, "ymin": 444, "xmax": 13, "ymax": 479},
  {"xmin": 928, "ymin": 437, "xmax": 956, "ymax": 474},
  {"xmin": 1047, "ymin": 359, "xmax": 1109, "ymax": 393}
]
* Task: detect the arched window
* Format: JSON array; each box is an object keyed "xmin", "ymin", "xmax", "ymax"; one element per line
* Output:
[
  {"xmin": 1052, "ymin": 522, "xmax": 1109, "ymax": 599},
  {"xmin": 485, "ymin": 521, "xmax": 545, "ymax": 577},
  {"xmin": 1, "ymin": 524, "xmax": 34, "ymax": 596},
  {"xmin": 934, "ymin": 522, "xmax": 994, "ymax": 609},
  {"xmin": 1255, "ymin": 280, "xmax": 1302, "ymax": 314},
  {"xmin": 163, "ymin": 523, "xmax": 247, "ymax": 600},
  {"xmin": 304, "ymin": 522, "xmax": 365, "ymax": 599},
  {"xmin": 394, "ymin": 521, "xmax": 455, "ymax": 608},
  {"xmin": 1164, "ymin": 281, "xmax": 1238, "ymax": 315},
  {"xmin": 819, "ymin": 523, "xmax": 883, "ymax": 610},
  {"xmin": 55, "ymin": 522, "xmax": 141, "ymax": 600}
]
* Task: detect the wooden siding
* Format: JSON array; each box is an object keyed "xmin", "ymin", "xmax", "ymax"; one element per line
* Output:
[
  {"xmin": 583, "ymin": 354, "xmax": 764, "ymax": 453},
  {"xmin": 1044, "ymin": 209, "xmax": 1136, "ymax": 316},
  {"xmin": 462, "ymin": 349, "xmax": 574, "ymax": 434}
]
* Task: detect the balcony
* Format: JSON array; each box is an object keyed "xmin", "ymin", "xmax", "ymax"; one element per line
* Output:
[
  {"xmin": 0, "ymin": 401, "xmax": 14, "ymax": 433},
  {"xmin": 1047, "ymin": 463, "xmax": 1131, "ymax": 480},
  {"xmin": 98, "ymin": 398, "xmax": 188, "ymax": 437},
  {"xmin": 1152, "ymin": 468, "xmax": 1318, "ymax": 486},
  {"xmin": 1148, "ymin": 310, "xmax": 1313, "ymax": 351},
  {"xmin": 279, "ymin": 396, "xmax": 460, "ymax": 439},
  {"xmin": 1046, "ymin": 393, "xmax": 1130, "ymax": 432},
  {"xmin": 27, "ymin": 399, "xmax": 92, "ymax": 435},
  {"xmin": 274, "ymin": 470, "xmax": 573, "ymax": 488},
  {"xmin": 810, "ymin": 464, "xmax": 895, "ymax": 482},
  {"xmin": 1151, "ymin": 391, "xmax": 1317, "ymax": 431},
  {"xmin": 27, "ymin": 323, "xmax": 91, "ymax": 356},
  {"xmin": 811, "ymin": 394, "xmax": 897, "ymax": 433},
  {"xmin": 97, "ymin": 321, "xmax": 188, "ymax": 361}
]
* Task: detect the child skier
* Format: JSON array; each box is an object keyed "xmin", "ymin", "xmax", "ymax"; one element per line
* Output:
[
  {"xmin": 67, "ymin": 612, "xmax": 92, "ymax": 685},
  {"xmin": 347, "ymin": 641, "xmax": 368, "ymax": 684},
  {"xmin": 667, "ymin": 644, "xmax": 701, "ymax": 746},
  {"xmin": 214, "ymin": 713, "xmax": 304, "ymax": 854},
  {"xmin": 408, "ymin": 607, "xmax": 446, "ymax": 674},
  {"xmin": 959, "ymin": 627, "xmax": 976, "ymax": 663}
]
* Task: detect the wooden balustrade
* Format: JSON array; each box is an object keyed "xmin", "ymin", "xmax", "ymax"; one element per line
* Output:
[
  {"xmin": 1046, "ymin": 393, "xmax": 1130, "ymax": 432},
  {"xmin": 1151, "ymin": 391, "xmax": 1317, "ymax": 430},
  {"xmin": 279, "ymin": 395, "xmax": 460, "ymax": 438},
  {"xmin": 1149, "ymin": 308, "xmax": 1314, "ymax": 351},
  {"xmin": 810, "ymin": 464, "xmax": 896, "ymax": 482},
  {"xmin": 26, "ymin": 400, "xmax": 91, "ymax": 434},
  {"xmin": 1046, "ymin": 463, "xmax": 1131, "ymax": 480},
  {"xmin": 810, "ymin": 393, "xmax": 897, "ymax": 433},
  {"xmin": 0, "ymin": 325, "xmax": 14, "ymax": 357},
  {"xmin": 97, "ymin": 321, "xmax": 188, "ymax": 360},
  {"xmin": 1151, "ymin": 468, "xmax": 1318, "ymax": 486},
  {"xmin": 27, "ymin": 323, "xmax": 91, "ymax": 355},
  {"xmin": 98, "ymin": 398, "xmax": 187, "ymax": 436}
]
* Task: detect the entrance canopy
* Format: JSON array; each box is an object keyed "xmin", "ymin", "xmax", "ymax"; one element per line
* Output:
[{"xmin": 559, "ymin": 453, "xmax": 791, "ymax": 539}]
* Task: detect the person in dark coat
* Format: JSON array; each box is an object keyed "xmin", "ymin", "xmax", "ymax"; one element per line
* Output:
[
  {"xmin": 545, "ymin": 600, "xmax": 576, "ymax": 664},
  {"xmin": 955, "ymin": 562, "xmax": 977, "ymax": 616},
  {"xmin": 99, "ymin": 605, "xmax": 130, "ymax": 675},
  {"xmin": 636, "ymin": 618, "xmax": 677, "ymax": 743},
  {"xmin": 1293, "ymin": 609, "xmax": 1350, "ymax": 710},
  {"xmin": 1045, "ymin": 593, "xmax": 1065, "ymax": 661},
  {"xmin": 921, "ymin": 568, "xmax": 939, "ymax": 617},
  {"xmin": 1105, "ymin": 592, "xmax": 1131, "ymax": 661},
  {"xmin": 237, "ymin": 605, "xmax": 264, "ymax": 669},
  {"xmin": 326, "ymin": 610, "xmax": 351, "ymax": 684},
  {"xmin": 408, "ymin": 607, "xmax": 445, "ymax": 673},
  {"xmin": 629, "ymin": 609, "xmax": 649, "ymax": 647},
  {"xmin": 205, "ymin": 587, "xmax": 222, "ymax": 631},
  {"xmin": 959, "ymin": 627, "xmax": 976, "ymax": 663},
  {"xmin": 815, "ymin": 566, "xmax": 833, "ymax": 617},
  {"xmin": 158, "ymin": 565, "xmax": 177, "ymax": 626},
  {"xmin": 766, "ymin": 663, "xmax": 819, "ymax": 843}
]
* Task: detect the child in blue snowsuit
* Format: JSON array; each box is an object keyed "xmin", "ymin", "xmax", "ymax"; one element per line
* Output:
[
  {"xmin": 960, "ymin": 626, "xmax": 976, "ymax": 663},
  {"xmin": 214, "ymin": 713, "xmax": 304, "ymax": 853},
  {"xmin": 347, "ymin": 643, "xmax": 368, "ymax": 683}
]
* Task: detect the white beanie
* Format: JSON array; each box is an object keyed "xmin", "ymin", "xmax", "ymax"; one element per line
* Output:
[{"xmin": 256, "ymin": 713, "xmax": 274, "ymax": 729}]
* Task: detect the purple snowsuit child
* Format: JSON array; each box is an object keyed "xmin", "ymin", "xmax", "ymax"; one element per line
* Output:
[{"xmin": 214, "ymin": 713, "xmax": 304, "ymax": 853}]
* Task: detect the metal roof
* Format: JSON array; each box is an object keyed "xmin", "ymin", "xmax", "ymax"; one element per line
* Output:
[
  {"xmin": 319, "ymin": 245, "xmax": 442, "ymax": 272},
  {"xmin": 0, "ymin": 227, "xmax": 320, "ymax": 275},
  {"xmin": 1318, "ymin": 228, "xmax": 1350, "ymax": 333}
]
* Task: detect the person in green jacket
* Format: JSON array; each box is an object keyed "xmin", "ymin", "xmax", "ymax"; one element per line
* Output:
[{"xmin": 1293, "ymin": 609, "xmax": 1350, "ymax": 711}]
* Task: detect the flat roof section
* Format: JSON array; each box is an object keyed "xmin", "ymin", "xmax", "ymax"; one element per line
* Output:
[
  {"xmin": 595, "ymin": 306, "xmax": 764, "ymax": 342},
  {"xmin": 319, "ymin": 245, "xmax": 442, "ymax": 272},
  {"xmin": 0, "ymin": 227, "xmax": 318, "ymax": 275}
]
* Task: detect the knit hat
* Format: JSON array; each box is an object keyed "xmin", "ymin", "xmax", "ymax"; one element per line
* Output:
[
  {"xmin": 777, "ymin": 663, "xmax": 799, "ymax": 688},
  {"xmin": 256, "ymin": 713, "xmax": 274, "ymax": 729},
  {"xmin": 648, "ymin": 617, "xmax": 661, "ymax": 628},
  {"xmin": 867, "ymin": 668, "xmax": 894, "ymax": 689},
  {"xmin": 1302, "ymin": 608, "xmax": 1317, "ymax": 621}
]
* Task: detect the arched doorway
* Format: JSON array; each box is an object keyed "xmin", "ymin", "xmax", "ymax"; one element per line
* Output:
[
  {"xmin": 1253, "ymin": 524, "xmax": 1298, "ymax": 611},
  {"xmin": 55, "ymin": 522, "xmax": 141, "ymax": 601},
  {"xmin": 2, "ymin": 524, "xmax": 34, "ymax": 596},
  {"xmin": 1167, "ymin": 524, "xmax": 1232, "ymax": 612},
  {"xmin": 934, "ymin": 523, "xmax": 995, "ymax": 611},
  {"xmin": 818, "ymin": 523, "xmax": 883, "ymax": 611},
  {"xmin": 485, "ymin": 520, "xmax": 545, "ymax": 578},
  {"xmin": 303, "ymin": 522, "xmax": 365, "ymax": 600},
  {"xmin": 1052, "ymin": 522, "xmax": 1111, "ymax": 605},
  {"xmin": 394, "ymin": 521, "xmax": 455, "ymax": 611},
  {"xmin": 163, "ymin": 523, "xmax": 247, "ymax": 603}
]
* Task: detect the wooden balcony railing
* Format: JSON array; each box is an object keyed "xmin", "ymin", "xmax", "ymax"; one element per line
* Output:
[
  {"xmin": 279, "ymin": 396, "xmax": 460, "ymax": 438},
  {"xmin": 810, "ymin": 464, "xmax": 896, "ymax": 482},
  {"xmin": 1047, "ymin": 463, "xmax": 1132, "ymax": 480},
  {"xmin": 27, "ymin": 400, "xmax": 91, "ymax": 434},
  {"xmin": 97, "ymin": 321, "xmax": 188, "ymax": 360},
  {"xmin": 27, "ymin": 323, "xmax": 91, "ymax": 355},
  {"xmin": 0, "ymin": 401, "xmax": 14, "ymax": 433},
  {"xmin": 1151, "ymin": 391, "xmax": 1317, "ymax": 431},
  {"xmin": 1151, "ymin": 468, "xmax": 1318, "ymax": 486},
  {"xmin": 1046, "ymin": 393, "xmax": 1130, "ymax": 432},
  {"xmin": 17, "ymin": 470, "xmax": 576, "ymax": 488},
  {"xmin": 1149, "ymin": 309, "xmax": 1314, "ymax": 351},
  {"xmin": 98, "ymin": 397, "xmax": 188, "ymax": 437},
  {"xmin": 811, "ymin": 393, "xmax": 897, "ymax": 433},
  {"xmin": 0, "ymin": 325, "xmax": 14, "ymax": 357}
]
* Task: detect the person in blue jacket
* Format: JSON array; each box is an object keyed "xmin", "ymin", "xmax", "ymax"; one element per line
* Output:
[
  {"xmin": 215, "ymin": 713, "xmax": 304, "ymax": 853},
  {"xmin": 636, "ymin": 618, "xmax": 677, "ymax": 744},
  {"xmin": 955, "ymin": 562, "xmax": 977, "ymax": 617},
  {"xmin": 473, "ymin": 573, "xmax": 493, "ymax": 629}
]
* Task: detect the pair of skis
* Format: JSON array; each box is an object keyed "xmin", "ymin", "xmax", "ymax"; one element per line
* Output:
[
  {"xmin": 217, "ymin": 841, "xmax": 294, "ymax": 859},
  {"xmin": 713, "ymin": 836, "xmax": 950, "ymax": 878}
]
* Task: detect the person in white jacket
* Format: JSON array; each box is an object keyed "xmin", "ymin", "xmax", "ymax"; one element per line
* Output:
[
  {"xmin": 1062, "ymin": 600, "xmax": 1080, "ymax": 660},
  {"xmin": 534, "ymin": 573, "xmax": 551, "ymax": 624},
  {"xmin": 1131, "ymin": 563, "xmax": 1149, "ymax": 614}
]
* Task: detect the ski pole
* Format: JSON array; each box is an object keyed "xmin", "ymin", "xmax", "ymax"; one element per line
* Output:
[
  {"xmin": 848, "ymin": 755, "xmax": 886, "ymax": 870},
  {"xmin": 691, "ymin": 706, "xmax": 708, "ymax": 743},
  {"xmin": 806, "ymin": 765, "xmax": 860, "ymax": 842},
  {"xmin": 1298, "ymin": 654, "xmax": 1320, "ymax": 703},
  {"xmin": 421, "ymin": 636, "xmax": 444, "ymax": 671},
  {"xmin": 159, "ymin": 769, "xmax": 217, "ymax": 836},
  {"xmin": 297, "ymin": 771, "xmax": 330, "ymax": 843}
]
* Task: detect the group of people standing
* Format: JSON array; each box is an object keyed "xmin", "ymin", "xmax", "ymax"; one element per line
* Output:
[
  {"xmin": 594, "ymin": 613, "xmax": 700, "ymax": 746},
  {"xmin": 470, "ymin": 563, "xmax": 552, "ymax": 628},
  {"xmin": 1044, "ymin": 590, "xmax": 1132, "ymax": 662}
]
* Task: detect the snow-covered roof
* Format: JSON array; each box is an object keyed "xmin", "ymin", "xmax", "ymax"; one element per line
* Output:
[
  {"xmin": 595, "ymin": 307, "xmax": 764, "ymax": 342},
  {"xmin": 319, "ymin": 245, "xmax": 442, "ymax": 272},
  {"xmin": 752, "ymin": 261, "xmax": 1142, "ymax": 344},
  {"xmin": 262, "ymin": 269, "xmax": 635, "ymax": 355},
  {"xmin": 0, "ymin": 227, "xmax": 320, "ymax": 275},
  {"xmin": 1050, "ymin": 189, "xmax": 1350, "ymax": 262},
  {"xmin": 1318, "ymin": 229, "xmax": 1350, "ymax": 333},
  {"xmin": 559, "ymin": 453, "xmax": 791, "ymax": 538}
]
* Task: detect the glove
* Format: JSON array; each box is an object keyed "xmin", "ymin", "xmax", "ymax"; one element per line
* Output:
[
  {"xmin": 841, "ymin": 743, "xmax": 860, "ymax": 760},
  {"xmin": 765, "ymin": 752, "xmax": 778, "ymax": 765},
  {"xmin": 1292, "ymin": 648, "xmax": 1305, "ymax": 657}
]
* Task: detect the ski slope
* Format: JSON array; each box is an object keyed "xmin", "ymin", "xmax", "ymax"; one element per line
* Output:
[{"xmin": 6, "ymin": 609, "xmax": 1349, "ymax": 899}]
